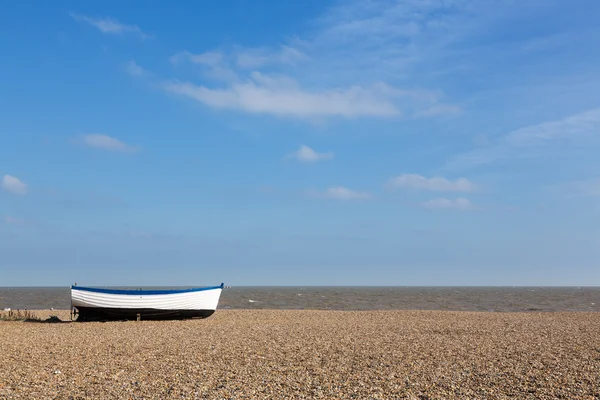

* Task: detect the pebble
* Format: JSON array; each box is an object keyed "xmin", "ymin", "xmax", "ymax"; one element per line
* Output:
[{"xmin": 1, "ymin": 309, "xmax": 599, "ymax": 399}]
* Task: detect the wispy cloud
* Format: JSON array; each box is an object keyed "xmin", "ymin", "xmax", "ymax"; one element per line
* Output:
[
  {"xmin": 310, "ymin": 186, "xmax": 372, "ymax": 200},
  {"xmin": 125, "ymin": 60, "xmax": 148, "ymax": 77},
  {"xmin": 162, "ymin": 52, "xmax": 460, "ymax": 117},
  {"xmin": 159, "ymin": 3, "xmax": 462, "ymax": 121},
  {"xmin": 170, "ymin": 51, "xmax": 224, "ymax": 67},
  {"xmin": 388, "ymin": 174, "xmax": 476, "ymax": 192},
  {"xmin": 305, "ymin": 0, "xmax": 600, "ymax": 128},
  {"xmin": 449, "ymin": 107, "xmax": 600, "ymax": 170},
  {"xmin": 563, "ymin": 178, "xmax": 600, "ymax": 197},
  {"xmin": 236, "ymin": 45, "xmax": 307, "ymax": 68},
  {"xmin": 1, "ymin": 174, "xmax": 28, "ymax": 195},
  {"xmin": 170, "ymin": 51, "xmax": 239, "ymax": 83},
  {"xmin": 164, "ymin": 76, "xmax": 404, "ymax": 118},
  {"xmin": 79, "ymin": 134, "xmax": 139, "ymax": 152},
  {"xmin": 132, "ymin": 0, "xmax": 600, "ymax": 129},
  {"xmin": 288, "ymin": 145, "xmax": 333, "ymax": 162},
  {"xmin": 505, "ymin": 108, "xmax": 600, "ymax": 146},
  {"xmin": 422, "ymin": 197, "xmax": 472, "ymax": 210},
  {"xmin": 163, "ymin": 72, "xmax": 456, "ymax": 118},
  {"xmin": 70, "ymin": 13, "xmax": 149, "ymax": 38},
  {"xmin": 2, "ymin": 215, "xmax": 28, "ymax": 226},
  {"xmin": 171, "ymin": 46, "xmax": 306, "ymax": 69},
  {"xmin": 306, "ymin": 0, "xmax": 478, "ymax": 85},
  {"xmin": 310, "ymin": 0, "xmax": 594, "ymax": 86}
]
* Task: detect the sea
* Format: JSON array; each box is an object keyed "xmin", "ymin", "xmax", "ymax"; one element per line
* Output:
[{"xmin": 1, "ymin": 286, "xmax": 599, "ymax": 312}]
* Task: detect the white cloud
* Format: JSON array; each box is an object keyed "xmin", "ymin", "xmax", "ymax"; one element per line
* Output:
[
  {"xmin": 1, "ymin": 175, "xmax": 28, "ymax": 195},
  {"xmin": 125, "ymin": 60, "xmax": 147, "ymax": 77},
  {"xmin": 388, "ymin": 174, "xmax": 476, "ymax": 192},
  {"xmin": 422, "ymin": 197, "xmax": 472, "ymax": 210},
  {"xmin": 164, "ymin": 76, "xmax": 401, "ymax": 118},
  {"xmin": 80, "ymin": 134, "xmax": 139, "ymax": 152},
  {"xmin": 312, "ymin": 186, "xmax": 372, "ymax": 200},
  {"xmin": 449, "ymin": 107, "xmax": 600, "ymax": 169},
  {"xmin": 290, "ymin": 145, "xmax": 333, "ymax": 162},
  {"xmin": 162, "ymin": 62, "xmax": 459, "ymax": 118},
  {"xmin": 70, "ymin": 13, "xmax": 149, "ymax": 38}
]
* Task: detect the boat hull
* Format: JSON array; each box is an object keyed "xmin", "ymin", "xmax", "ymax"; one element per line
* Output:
[
  {"xmin": 71, "ymin": 284, "xmax": 223, "ymax": 321},
  {"xmin": 74, "ymin": 306, "xmax": 215, "ymax": 321}
]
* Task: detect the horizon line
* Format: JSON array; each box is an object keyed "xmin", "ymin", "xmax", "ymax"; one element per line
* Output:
[{"xmin": 2, "ymin": 285, "xmax": 599, "ymax": 288}]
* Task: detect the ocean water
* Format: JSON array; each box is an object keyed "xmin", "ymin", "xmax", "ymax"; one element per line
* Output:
[{"xmin": 1, "ymin": 286, "xmax": 599, "ymax": 312}]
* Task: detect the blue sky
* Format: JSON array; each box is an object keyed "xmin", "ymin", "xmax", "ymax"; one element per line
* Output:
[{"xmin": 1, "ymin": 0, "xmax": 600, "ymax": 286}]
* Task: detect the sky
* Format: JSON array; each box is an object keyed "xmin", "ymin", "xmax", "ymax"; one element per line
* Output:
[{"xmin": 1, "ymin": 0, "xmax": 600, "ymax": 286}]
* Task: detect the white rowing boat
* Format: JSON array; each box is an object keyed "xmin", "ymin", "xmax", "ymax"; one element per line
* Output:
[{"xmin": 71, "ymin": 284, "xmax": 224, "ymax": 321}]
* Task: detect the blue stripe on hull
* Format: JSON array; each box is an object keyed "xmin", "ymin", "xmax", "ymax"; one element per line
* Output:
[{"xmin": 71, "ymin": 283, "xmax": 224, "ymax": 296}]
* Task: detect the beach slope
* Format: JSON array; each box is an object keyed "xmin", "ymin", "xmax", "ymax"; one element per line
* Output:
[{"xmin": 1, "ymin": 310, "xmax": 599, "ymax": 399}]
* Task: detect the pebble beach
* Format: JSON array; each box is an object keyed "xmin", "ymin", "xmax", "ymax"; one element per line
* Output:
[{"xmin": 1, "ymin": 309, "xmax": 599, "ymax": 399}]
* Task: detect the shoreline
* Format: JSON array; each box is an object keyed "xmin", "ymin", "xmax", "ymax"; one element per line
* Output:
[
  {"xmin": 3, "ymin": 308, "xmax": 600, "ymax": 317},
  {"xmin": 2, "ymin": 309, "xmax": 600, "ymax": 399}
]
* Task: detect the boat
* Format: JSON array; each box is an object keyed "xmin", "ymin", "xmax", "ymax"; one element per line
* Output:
[{"xmin": 70, "ymin": 283, "xmax": 224, "ymax": 321}]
